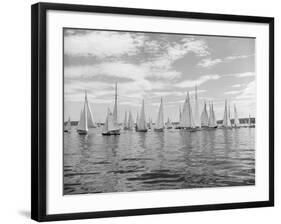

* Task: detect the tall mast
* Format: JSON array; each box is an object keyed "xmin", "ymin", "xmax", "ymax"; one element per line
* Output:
[
  {"xmin": 155, "ymin": 97, "xmax": 164, "ymax": 129},
  {"xmin": 234, "ymin": 104, "xmax": 239, "ymax": 126},
  {"xmin": 179, "ymin": 105, "xmax": 182, "ymax": 123},
  {"xmin": 194, "ymin": 85, "xmax": 200, "ymax": 127},
  {"xmin": 113, "ymin": 82, "xmax": 118, "ymax": 125},
  {"xmin": 201, "ymin": 100, "xmax": 209, "ymax": 127},
  {"xmin": 84, "ymin": 90, "xmax": 95, "ymax": 128}
]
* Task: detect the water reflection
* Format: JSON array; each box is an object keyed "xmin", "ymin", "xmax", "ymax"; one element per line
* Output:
[{"xmin": 64, "ymin": 127, "xmax": 255, "ymax": 195}]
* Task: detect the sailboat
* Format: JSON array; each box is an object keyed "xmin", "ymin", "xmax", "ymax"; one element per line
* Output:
[
  {"xmin": 84, "ymin": 91, "xmax": 96, "ymax": 128},
  {"xmin": 76, "ymin": 91, "xmax": 96, "ymax": 134},
  {"xmin": 149, "ymin": 118, "xmax": 153, "ymax": 129},
  {"xmin": 102, "ymin": 108, "xmax": 120, "ymax": 135},
  {"xmin": 166, "ymin": 118, "xmax": 173, "ymax": 129},
  {"xmin": 228, "ymin": 105, "xmax": 232, "ymax": 127},
  {"xmin": 127, "ymin": 110, "xmax": 134, "ymax": 130},
  {"xmin": 77, "ymin": 102, "xmax": 88, "ymax": 135},
  {"xmin": 64, "ymin": 117, "xmax": 71, "ymax": 132},
  {"xmin": 123, "ymin": 110, "xmax": 128, "ymax": 130},
  {"xmin": 194, "ymin": 85, "xmax": 201, "ymax": 128},
  {"xmin": 233, "ymin": 104, "xmax": 240, "ymax": 128},
  {"xmin": 208, "ymin": 102, "xmax": 217, "ymax": 128},
  {"xmin": 200, "ymin": 101, "xmax": 209, "ymax": 128},
  {"xmin": 221, "ymin": 100, "xmax": 232, "ymax": 128},
  {"xmin": 175, "ymin": 105, "xmax": 182, "ymax": 129},
  {"xmin": 154, "ymin": 98, "xmax": 165, "ymax": 132},
  {"xmin": 136, "ymin": 99, "xmax": 148, "ymax": 132},
  {"xmin": 180, "ymin": 92, "xmax": 196, "ymax": 131},
  {"xmin": 135, "ymin": 112, "xmax": 139, "ymax": 130},
  {"xmin": 248, "ymin": 114, "xmax": 255, "ymax": 128},
  {"xmin": 102, "ymin": 83, "xmax": 120, "ymax": 135}
]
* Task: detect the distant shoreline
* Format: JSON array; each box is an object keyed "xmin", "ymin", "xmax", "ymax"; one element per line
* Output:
[{"xmin": 64, "ymin": 117, "xmax": 255, "ymax": 126}]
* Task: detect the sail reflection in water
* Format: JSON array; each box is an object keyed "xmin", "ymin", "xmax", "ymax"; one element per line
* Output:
[{"xmin": 64, "ymin": 128, "xmax": 255, "ymax": 195}]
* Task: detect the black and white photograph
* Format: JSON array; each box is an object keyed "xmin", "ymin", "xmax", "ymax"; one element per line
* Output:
[{"xmin": 63, "ymin": 28, "xmax": 256, "ymax": 195}]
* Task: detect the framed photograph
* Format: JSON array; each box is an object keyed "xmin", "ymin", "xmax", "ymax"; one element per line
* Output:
[{"xmin": 31, "ymin": 2, "xmax": 274, "ymax": 222}]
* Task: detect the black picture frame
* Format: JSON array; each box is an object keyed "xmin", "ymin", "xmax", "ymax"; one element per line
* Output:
[{"xmin": 31, "ymin": 2, "xmax": 274, "ymax": 222}]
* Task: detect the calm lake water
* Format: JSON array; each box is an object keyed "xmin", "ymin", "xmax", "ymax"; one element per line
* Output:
[{"xmin": 64, "ymin": 127, "xmax": 255, "ymax": 195}]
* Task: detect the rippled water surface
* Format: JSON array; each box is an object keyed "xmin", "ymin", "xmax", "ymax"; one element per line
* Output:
[{"xmin": 64, "ymin": 127, "xmax": 255, "ymax": 195}]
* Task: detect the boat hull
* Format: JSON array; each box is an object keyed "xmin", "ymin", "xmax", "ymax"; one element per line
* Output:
[
  {"xmin": 102, "ymin": 130, "xmax": 120, "ymax": 136},
  {"xmin": 136, "ymin": 129, "xmax": 148, "ymax": 132},
  {"xmin": 179, "ymin": 127, "xmax": 200, "ymax": 132},
  {"xmin": 220, "ymin": 126, "xmax": 233, "ymax": 129},
  {"xmin": 154, "ymin": 128, "xmax": 164, "ymax": 132},
  {"xmin": 77, "ymin": 129, "xmax": 88, "ymax": 135},
  {"xmin": 208, "ymin": 126, "xmax": 218, "ymax": 129}
]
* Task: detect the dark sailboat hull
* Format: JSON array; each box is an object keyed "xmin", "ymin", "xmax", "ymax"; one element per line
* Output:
[
  {"xmin": 77, "ymin": 129, "xmax": 88, "ymax": 135},
  {"xmin": 136, "ymin": 129, "xmax": 148, "ymax": 132},
  {"xmin": 102, "ymin": 130, "xmax": 120, "ymax": 136}
]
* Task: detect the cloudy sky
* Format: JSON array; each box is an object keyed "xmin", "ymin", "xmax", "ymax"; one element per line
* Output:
[{"xmin": 64, "ymin": 28, "xmax": 255, "ymax": 123}]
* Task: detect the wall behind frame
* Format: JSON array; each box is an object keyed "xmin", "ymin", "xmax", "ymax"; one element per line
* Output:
[{"xmin": 0, "ymin": 0, "xmax": 279, "ymax": 223}]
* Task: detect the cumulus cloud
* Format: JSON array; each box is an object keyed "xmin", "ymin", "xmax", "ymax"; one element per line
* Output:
[
  {"xmin": 198, "ymin": 54, "xmax": 254, "ymax": 68},
  {"xmin": 198, "ymin": 58, "xmax": 222, "ymax": 68},
  {"xmin": 175, "ymin": 74, "xmax": 221, "ymax": 88},
  {"xmin": 235, "ymin": 81, "xmax": 255, "ymax": 100},
  {"xmin": 234, "ymin": 72, "xmax": 255, "ymax": 78},
  {"xmin": 64, "ymin": 30, "xmax": 145, "ymax": 58},
  {"xmin": 225, "ymin": 54, "xmax": 254, "ymax": 60},
  {"xmin": 224, "ymin": 90, "xmax": 241, "ymax": 95},
  {"xmin": 232, "ymin": 84, "xmax": 242, "ymax": 88}
]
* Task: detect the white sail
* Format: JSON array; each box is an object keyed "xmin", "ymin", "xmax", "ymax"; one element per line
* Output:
[
  {"xmin": 228, "ymin": 105, "xmax": 232, "ymax": 126},
  {"xmin": 208, "ymin": 102, "xmax": 217, "ymax": 128},
  {"xmin": 166, "ymin": 118, "xmax": 172, "ymax": 128},
  {"xmin": 123, "ymin": 110, "xmax": 128, "ymax": 129},
  {"xmin": 85, "ymin": 91, "xmax": 96, "ymax": 128},
  {"xmin": 102, "ymin": 108, "xmax": 110, "ymax": 133},
  {"xmin": 234, "ymin": 104, "xmax": 240, "ymax": 127},
  {"xmin": 179, "ymin": 105, "xmax": 182, "ymax": 123},
  {"xmin": 138, "ymin": 99, "xmax": 147, "ymax": 130},
  {"xmin": 155, "ymin": 98, "xmax": 164, "ymax": 129},
  {"xmin": 107, "ymin": 111, "xmax": 118, "ymax": 131},
  {"xmin": 102, "ymin": 108, "xmax": 119, "ymax": 133},
  {"xmin": 194, "ymin": 85, "xmax": 201, "ymax": 127},
  {"xmin": 77, "ymin": 103, "xmax": 88, "ymax": 132},
  {"xmin": 212, "ymin": 102, "xmax": 217, "ymax": 127},
  {"xmin": 149, "ymin": 118, "xmax": 153, "ymax": 129},
  {"xmin": 208, "ymin": 102, "xmax": 212, "ymax": 127},
  {"xmin": 180, "ymin": 97, "xmax": 188, "ymax": 127},
  {"xmin": 180, "ymin": 92, "xmax": 195, "ymax": 128},
  {"xmin": 187, "ymin": 92, "xmax": 196, "ymax": 128},
  {"xmin": 127, "ymin": 111, "xmax": 134, "ymax": 129},
  {"xmin": 65, "ymin": 117, "xmax": 71, "ymax": 131},
  {"xmin": 136, "ymin": 112, "xmax": 139, "ymax": 128},
  {"xmin": 201, "ymin": 101, "xmax": 209, "ymax": 127},
  {"xmin": 101, "ymin": 83, "xmax": 120, "ymax": 135},
  {"xmin": 222, "ymin": 100, "xmax": 231, "ymax": 127},
  {"xmin": 112, "ymin": 82, "xmax": 118, "ymax": 126}
]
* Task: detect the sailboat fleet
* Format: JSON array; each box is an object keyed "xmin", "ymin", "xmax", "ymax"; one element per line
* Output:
[{"xmin": 64, "ymin": 83, "xmax": 255, "ymax": 135}]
